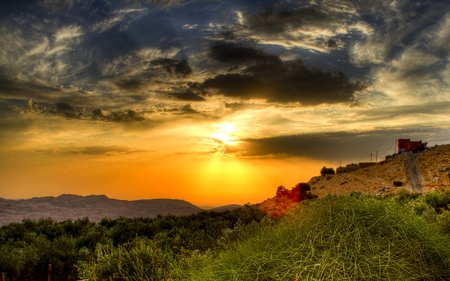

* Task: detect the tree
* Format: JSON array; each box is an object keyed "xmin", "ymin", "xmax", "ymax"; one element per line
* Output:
[{"xmin": 320, "ymin": 166, "xmax": 335, "ymax": 176}]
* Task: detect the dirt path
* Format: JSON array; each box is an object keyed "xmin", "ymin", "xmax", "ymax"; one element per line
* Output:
[{"xmin": 407, "ymin": 152, "xmax": 424, "ymax": 192}]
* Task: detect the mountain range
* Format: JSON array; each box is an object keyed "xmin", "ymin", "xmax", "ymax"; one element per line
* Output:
[{"xmin": 0, "ymin": 194, "xmax": 241, "ymax": 225}]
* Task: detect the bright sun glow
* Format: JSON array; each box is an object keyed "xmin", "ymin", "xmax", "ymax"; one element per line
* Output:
[{"xmin": 212, "ymin": 122, "xmax": 235, "ymax": 144}]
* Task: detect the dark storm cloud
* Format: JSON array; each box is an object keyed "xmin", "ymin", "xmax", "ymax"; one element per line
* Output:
[
  {"xmin": 169, "ymin": 89, "xmax": 205, "ymax": 101},
  {"xmin": 198, "ymin": 42, "xmax": 365, "ymax": 105},
  {"xmin": 208, "ymin": 41, "xmax": 281, "ymax": 65},
  {"xmin": 113, "ymin": 79, "xmax": 147, "ymax": 91},
  {"xmin": 225, "ymin": 129, "xmax": 437, "ymax": 162},
  {"xmin": 54, "ymin": 102, "xmax": 81, "ymax": 119},
  {"xmin": 327, "ymin": 39, "xmax": 338, "ymax": 49},
  {"xmin": 15, "ymin": 99, "xmax": 147, "ymax": 123},
  {"xmin": 149, "ymin": 59, "xmax": 193, "ymax": 78}
]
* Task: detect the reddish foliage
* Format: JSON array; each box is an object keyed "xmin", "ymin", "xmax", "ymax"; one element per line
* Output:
[{"xmin": 268, "ymin": 183, "xmax": 314, "ymax": 217}]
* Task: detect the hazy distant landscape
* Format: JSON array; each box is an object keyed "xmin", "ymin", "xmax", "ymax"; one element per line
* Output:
[{"xmin": 0, "ymin": 194, "xmax": 243, "ymax": 225}]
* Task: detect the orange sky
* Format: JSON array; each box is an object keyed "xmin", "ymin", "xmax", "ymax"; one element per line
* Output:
[
  {"xmin": 0, "ymin": 142, "xmax": 327, "ymax": 206},
  {"xmin": 2, "ymin": 0, "xmax": 450, "ymax": 207}
]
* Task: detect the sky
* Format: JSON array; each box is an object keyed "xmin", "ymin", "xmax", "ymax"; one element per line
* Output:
[{"xmin": 1, "ymin": 0, "xmax": 450, "ymax": 206}]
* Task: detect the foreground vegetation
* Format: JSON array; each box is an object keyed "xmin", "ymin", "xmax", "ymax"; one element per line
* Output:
[
  {"xmin": 0, "ymin": 206, "xmax": 266, "ymax": 281},
  {"xmin": 3, "ymin": 189, "xmax": 450, "ymax": 280}
]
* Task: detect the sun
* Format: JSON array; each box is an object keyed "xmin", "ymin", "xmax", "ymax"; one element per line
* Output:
[{"xmin": 212, "ymin": 122, "xmax": 235, "ymax": 144}]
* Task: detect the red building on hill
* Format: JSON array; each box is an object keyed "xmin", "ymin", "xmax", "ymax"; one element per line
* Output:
[{"xmin": 398, "ymin": 139, "xmax": 427, "ymax": 153}]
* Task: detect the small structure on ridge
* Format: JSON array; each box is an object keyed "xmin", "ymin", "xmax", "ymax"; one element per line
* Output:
[{"xmin": 398, "ymin": 139, "xmax": 427, "ymax": 153}]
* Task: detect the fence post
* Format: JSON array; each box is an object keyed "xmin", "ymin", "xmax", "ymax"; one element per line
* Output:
[
  {"xmin": 1, "ymin": 272, "xmax": 5, "ymax": 281},
  {"xmin": 47, "ymin": 264, "xmax": 52, "ymax": 281}
]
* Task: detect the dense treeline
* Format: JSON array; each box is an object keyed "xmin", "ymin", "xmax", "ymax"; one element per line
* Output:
[{"xmin": 0, "ymin": 205, "xmax": 267, "ymax": 281}]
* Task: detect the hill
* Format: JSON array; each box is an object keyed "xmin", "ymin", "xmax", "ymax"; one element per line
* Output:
[
  {"xmin": 0, "ymin": 194, "xmax": 202, "ymax": 225},
  {"xmin": 259, "ymin": 144, "xmax": 450, "ymax": 215},
  {"xmin": 309, "ymin": 144, "xmax": 450, "ymax": 197},
  {"xmin": 208, "ymin": 204, "xmax": 243, "ymax": 212}
]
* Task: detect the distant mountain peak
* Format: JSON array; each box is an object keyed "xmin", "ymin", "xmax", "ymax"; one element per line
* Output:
[{"xmin": 0, "ymin": 195, "xmax": 202, "ymax": 225}]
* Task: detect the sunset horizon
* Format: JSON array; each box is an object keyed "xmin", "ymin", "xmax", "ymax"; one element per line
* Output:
[{"xmin": 2, "ymin": 0, "xmax": 450, "ymax": 206}]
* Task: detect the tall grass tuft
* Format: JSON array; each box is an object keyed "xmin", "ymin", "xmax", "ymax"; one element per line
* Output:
[
  {"xmin": 191, "ymin": 195, "xmax": 450, "ymax": 281},
  {"xmin": 76, "ymin": 237, "xmax": 179, "ymax": 281}
]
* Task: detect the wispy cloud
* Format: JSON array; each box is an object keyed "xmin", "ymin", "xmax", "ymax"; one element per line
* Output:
[{"xmin": 92, "ymin": 8, "xmax": 148, "ymax": 33}]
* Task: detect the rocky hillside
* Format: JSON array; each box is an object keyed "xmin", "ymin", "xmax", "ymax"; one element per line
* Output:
[
  {"xmin": 418, "ymin": 145, "xmax": 450, "ymax": 192},
  {"xmin": 259, "ymin": 144, "xmax": 450, "ymax": 217},
  {"xmin": 0, "ymin": 194, "xmax": 202, "ymax": 225},
  {"xmin": 309, "ymin": 144, "xmax": 450, "ymax": 197}
]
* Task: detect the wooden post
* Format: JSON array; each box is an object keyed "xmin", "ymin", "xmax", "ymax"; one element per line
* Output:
[
  {"xmin": 88, "ymin": 255, "xmax": 91, "ymax": 264},
  {"xmin": 1, "ymin": 272, "xmax": 5, "ymax": 281},
  {"xmin": 47, "ymin": 264, "xmax": 52, "ymax": 281}
]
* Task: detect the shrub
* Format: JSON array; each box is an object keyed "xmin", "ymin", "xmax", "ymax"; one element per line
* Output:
[{"xmin": 320, "ymin": 166, "xmax": 335, "ymax": 176}]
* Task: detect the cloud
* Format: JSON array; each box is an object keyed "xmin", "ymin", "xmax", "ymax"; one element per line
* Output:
[
  {"xmin": 177, "ymin": 104, "xmax": 201, "ymax": 115},
  {"xmin": 207, "ymin": 41, "xmax": 281, "ymax": 65},
  {"xmin": 103, "ymin": 109, "xmax": 146, "ymax": 122},
  {"xmin": 15, "ymin": 99, "xmax": 148, "ymax": 123},
  {"xmin": 370, "ymin": 46, "xmax": 445, "ymax": 103},
  {"xmin": 221, "ymin": 3, "xmax": 359, "ymax": 52},
  {"xmin": 433, "ymin": 13, "xmax": 450, "ymax": 48},
  {"xmin": 35, "ymin": 145, "xmax": 149, "ymax": 156},
  {"xmin": 225, "ymin": 129, "xmax": 438, "ymax": 162},
  {"xmin": 53, "ymin": 102, "xmax": 81, "ymax": 119},
  {"xmin": 54, "ymin": 25, "xmax": 84, "ymax": 42},
  {"xmin": 98, "ymin": 47, "xmax": 182, "ymax": 96},
  {"xmin": 149, "ymin": 59, "xmax": 193, "ymax": 78},
  {"xmin": 80, "ymin": 146, "xmax": 145, "ymax": 155},
  {"xmin": 0, "ymin": 76, "xmax": 62, "ymax": 100},
  {"xmin": 113, "ymin": 78, "xmax": 148, "ymax": 91},
  {"xmin": 0, "ymin": 20, "xmax": 89, "ymax": 95},
  {"xmin": 40, "ymin": 0, "xmax": 75, "ymax": 11},
  {"xmin": 92, "ymin": 8, "xmax": 148, "ymax": 33},
  {"xmin": 169, "ymin": 89, "xmax": 205, "ymax": 101},
  {"xmin": 195, "ymin": 41, "xmax": 365, "ymax": 105},
  {"xmin": 124, "ymin": 0, "xmax": 181, "ymax": 9}
]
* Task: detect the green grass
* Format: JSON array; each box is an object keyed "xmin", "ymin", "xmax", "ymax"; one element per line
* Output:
[
  {"xmin": 187, "ymin": 195, "xmax": 450, "ymax": 281},
  {"xmin": 76, "ymin": 193, "xmax": 450, "ymax": 280}
]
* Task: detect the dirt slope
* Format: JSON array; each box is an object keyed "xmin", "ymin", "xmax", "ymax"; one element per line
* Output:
[
  {"xmin": 309, "ymin": 154, "xmax": 409, "ymax": 197},
  {"xmin": 418, "ymin": 144, "xmax": 450, "ymax": 192},
  {"xmin": 259, "ymin": 144, "xmax": 450, "ymax": 216},
  {"xmin": 308, "ymin": 144, "xmax": 450, "ymax": 198},
  {"xmin": 309, "ymin": 145, "xmax": 450, "ymax": 197}
]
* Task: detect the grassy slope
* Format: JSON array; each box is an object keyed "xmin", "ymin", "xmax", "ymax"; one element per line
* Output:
[{"xmin": 189, "ymin": 195, "xmax": 450, "ymax": 281}]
